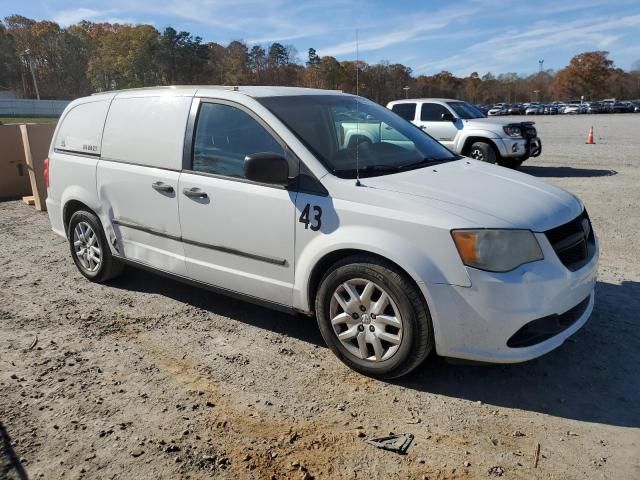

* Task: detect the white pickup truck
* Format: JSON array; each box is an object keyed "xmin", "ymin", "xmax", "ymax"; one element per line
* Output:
[{"xmin": 386, "ymin": 98, "xmax": 542, "ymax": 168}]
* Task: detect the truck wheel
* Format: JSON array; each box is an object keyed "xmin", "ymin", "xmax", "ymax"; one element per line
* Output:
[
  {"xmin": 469, "ymin": 141, "xmax": 497, "ymax": 164},
  {"xmin": 68, "ymin": 210, "xmax": 124, "ymax": 283},
  {"xmin": 315, "ymin": 255, "xmax": 433, "ymax": 379},
  {"xmin": 497, "ymin": 158, "xmax": 523, "ymax": 169}
]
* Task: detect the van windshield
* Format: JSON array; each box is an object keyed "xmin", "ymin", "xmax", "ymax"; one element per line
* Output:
[{"xmin": 258, "ymin": 95, "xmax": 459, "ymax": 179}]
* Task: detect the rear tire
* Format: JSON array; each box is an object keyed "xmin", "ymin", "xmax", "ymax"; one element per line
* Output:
[
  {"xmin": 68, "ymin": 210, "xmax": 124, "ymax": 283},
  {"xmin": 469, "ymin": 141, "xmax": 497, "ymax": 164},
  {"xmin": 315, "ymin": 255, "xmax": 433, "ymax": 379}
]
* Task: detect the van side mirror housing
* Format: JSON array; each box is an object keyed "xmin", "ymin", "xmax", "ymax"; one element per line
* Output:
[
  {"xmin": 244, "ymin": 152, "xmax": 289, "ymax": 185},
  {"xmin": 441, "ymin": 112, "xmax": 456, "ymax": 122}
]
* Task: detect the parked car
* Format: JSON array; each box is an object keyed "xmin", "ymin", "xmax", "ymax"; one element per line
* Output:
[
  {"xmin": 585, "ymin": 102, "xmax": 602, "ymax": 114},
  {"xmin": 46, "ymin": 86, "xmax": 596, "ymax": 378},
  {"xmin": 476, "ymin": 104, "xmax": 491, "ymax": 115},
  {"xmin": 507, "ymin": 104, "xmax": 524, "ymax": 115},
  {"xmin": 600, "ymin": 101, "xmax": 615, "ymax": 113},
  {"xmin": 563, "ymin": 104, "xmax": 582, "ymax": 114},
  {"xmin": 487, "ymin": 104, "xmax": 509, "ymax": 116},
  {"xmin": 387, "ymin": 98, "xmax": 541, "ymax": 169},
  {"xmin": 613, "ymin": 102, "xmax": 632, "ymax": 113},
  {"xmin": 525, "ymin": 104, "xmax": 543, "ymax": 115}
]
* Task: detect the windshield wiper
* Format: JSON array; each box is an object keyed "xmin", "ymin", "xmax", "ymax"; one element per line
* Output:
[
  {"xmin": 332, "ymin": 156, "xmax": 461, "ymax": 177},
  {"xmin": 398, "ymin": 155, "xmax": 462, "ymax": 171},
  {"xmin": 332, "ymin": 164, "xmax": 401, "ymax": 176}
]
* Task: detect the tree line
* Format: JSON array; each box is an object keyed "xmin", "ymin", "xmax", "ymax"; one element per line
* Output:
[{"xmin": 1, "ymin": 15, "xmax": 639, "ymax": 104}]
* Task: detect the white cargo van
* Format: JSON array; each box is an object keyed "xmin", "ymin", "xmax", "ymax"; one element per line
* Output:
[{"xmin": 46, "ymin": 86, "xmax": 598, "ymax": 378}]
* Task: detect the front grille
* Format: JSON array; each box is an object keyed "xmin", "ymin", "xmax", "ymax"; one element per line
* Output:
[
  {"xmin": 544, "ymin": 210, "xmax": 595, "ymax": 271},
  {"xmin": 524, "ymin": 126, "xmax": 537, "ymax": 137},
  {"xmin": 507, "ymin": 295, "xmax": 591, "ymax": 348}
]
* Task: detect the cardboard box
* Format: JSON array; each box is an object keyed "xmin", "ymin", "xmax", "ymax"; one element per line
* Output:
[
  {"xmin": 0, "ymin": 124, "xmax": 31, "ymax": 200},
  {"xmin": 21, "ymin": 124, "xmax": 55, "ymax": 211}
]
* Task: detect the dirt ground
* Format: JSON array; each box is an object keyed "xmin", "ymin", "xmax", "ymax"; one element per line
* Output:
[{"xmin": 1, "ymin": 114, "xmax": 639, "ymax": 480}]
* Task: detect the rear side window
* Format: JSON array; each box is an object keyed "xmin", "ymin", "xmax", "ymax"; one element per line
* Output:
[
  {"xmin": 55, "ymin": 100, "xmax": 110, "ymax": 155},
  {"xmin": 420, "ymin": 103, "xmax": 451, "ymax": 122},
  {"xmin": 391, "ymin": 103, "xmax": 416, "ymax": 121},
  {"xmin": 192, "ymin": 102, "xmax": 284, "ymax": 178}
]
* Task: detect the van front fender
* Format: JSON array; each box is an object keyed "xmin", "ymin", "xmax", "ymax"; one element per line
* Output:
[{"xmin": 293, "ymin": 223, "xmax": 470, "ymax": 313}]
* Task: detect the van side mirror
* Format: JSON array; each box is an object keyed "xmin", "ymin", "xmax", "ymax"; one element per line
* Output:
[
  {"xmin": 244, "ymin": 152, "xmax": 289, "ymax": 185},
  {"xmin": 441, "ymin": 112, "xmax": 456, "ymax": 122}
]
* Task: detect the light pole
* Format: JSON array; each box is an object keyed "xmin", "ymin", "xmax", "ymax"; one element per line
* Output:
[
  {"xmin": 22, "ymin": 49, "xmax": 40, "ymax": 101},
  {"xmin": 402, "ymin": 86, "xmax": 410, "ymax": 99},
  {"xmin": 538, "ymin": 59, "xmax": 544, "ymax": 103}
]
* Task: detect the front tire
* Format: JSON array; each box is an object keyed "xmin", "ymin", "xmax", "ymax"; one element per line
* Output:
[
  {"xmin": 469, "ymin": 141, "xmax": 497, "ymax": 164},
  {"xmin": 315, "ymin": 255, "xmax": 433, "ymax": 379},
  {"xmin": 68, "ymin": 210, "xmax": 124, "ymax": 283}
]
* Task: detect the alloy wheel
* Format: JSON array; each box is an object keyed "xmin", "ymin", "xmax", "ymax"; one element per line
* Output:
[
  {"xmin": 470, "ymin": 148, "xmax": 484, "ymax": 161},
  {"xmin": 329, "ymin": 278, "xmax": 403, "ymax": 362},
  {"xmin": 73, "ymin": 221, "xmax": 102, "ymax": 272}
]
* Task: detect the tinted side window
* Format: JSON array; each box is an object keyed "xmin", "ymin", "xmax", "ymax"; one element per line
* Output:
[
  {"xmin": 192, "ymin": 103, "xmax": 284, "ymax": 178},
  {"xmin": 420, "ymin": 103, "xmax": 451, "ymax": 122},
  {"xmin": 391, "ymin": 103, "xmax": 416, "ymax": 121}
]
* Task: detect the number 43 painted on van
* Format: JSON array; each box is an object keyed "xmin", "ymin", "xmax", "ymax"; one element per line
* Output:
[{"xmin": 299, "ymin": 204, "xmax": 322, "ymax": 231}]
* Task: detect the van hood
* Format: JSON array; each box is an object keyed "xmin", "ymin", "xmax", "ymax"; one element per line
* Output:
[{"xmin": 362, "ymin": 159, "xmax": 582, "ymax": 232}]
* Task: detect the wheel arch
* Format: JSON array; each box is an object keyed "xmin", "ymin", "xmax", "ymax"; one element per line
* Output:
[
  {"xmin": 306, "ymin": 248, "xmax": 429, "ymax": 317},
  {"xmin": 63, "ymin": 199, "xmax": 97, "ymax": 236},
  {"xmin": 59, "ymin": 181, "xmax": 103, "ymax": 237},
  {"xmin": 460, "ymin": 136, "xmax": 501, "ymax": 157}
]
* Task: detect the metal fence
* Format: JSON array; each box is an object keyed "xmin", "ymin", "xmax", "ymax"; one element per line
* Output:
[{"xmin": 0, "ymin": 99, "xmax": 69, "ymax": 117}]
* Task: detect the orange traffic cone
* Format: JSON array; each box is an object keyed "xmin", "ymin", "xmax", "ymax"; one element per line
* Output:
[{"xmin": 586, "ymin": 126, "xmax": 596, "ymax": 144}]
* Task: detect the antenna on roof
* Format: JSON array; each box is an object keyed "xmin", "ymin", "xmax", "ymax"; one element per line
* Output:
[{"xmin": 355, "ymin": 29, "xmax": 361, "ymax": 187}]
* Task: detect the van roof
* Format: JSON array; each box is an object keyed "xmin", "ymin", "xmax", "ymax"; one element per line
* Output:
[{"xmin": 91, "ymin": 85, "xmax": 343, "ymax": 98}]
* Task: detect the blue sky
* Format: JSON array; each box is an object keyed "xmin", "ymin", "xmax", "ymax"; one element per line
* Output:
[{"xmin": 3, "ymin": 0, "xmax": 640, "ymax": 76}]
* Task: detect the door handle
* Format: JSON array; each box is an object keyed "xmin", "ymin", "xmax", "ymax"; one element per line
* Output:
[
  {"xmin": 183, "ymin": 187, "xmax": 208, "ymax": 199},
  {"xmin": 418, "ymin": 125, "xmax": 427, "ymax": 130},
  {"xmin": 152, "ymin": 181, "xmax": 174, "ymax": 193}
]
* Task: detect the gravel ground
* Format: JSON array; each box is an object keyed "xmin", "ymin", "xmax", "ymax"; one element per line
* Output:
[{"xmin": 1, "ymin": 114, "xmax": 639, "ymax": 480}]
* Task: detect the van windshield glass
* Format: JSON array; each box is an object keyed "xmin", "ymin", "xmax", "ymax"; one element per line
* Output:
[
  {"xmin": 258, "ymin": 95, "xmax": 459, "ymax": 179},
  {"xmin": 446, "ymin": 101, "xmax": 485, "ymax": 119}
]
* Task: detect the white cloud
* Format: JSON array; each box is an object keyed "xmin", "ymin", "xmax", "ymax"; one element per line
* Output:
[
  {"xmin": 53, "ymin": 8, "xmax": 102, "ymax": 25},
  {"xmin": 52, "ymin": 7, "xmax": 136, "ymax": 26},
  {"xmin": 35, "ymin": 0, "xmax": 640, "ymax": 74},
  {"xmin": 413, "ymin": 13, "xmax": 640, "ymax": 75},
  {"xmin": 317, "ymin": 5, "xmax": 479, "ymax": 57}
]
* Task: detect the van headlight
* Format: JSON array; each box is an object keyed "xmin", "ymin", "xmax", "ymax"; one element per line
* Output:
[
  {"xmin": 451, "ymin": 229, "xmax": 543, "ymax": 272},
  {"xmin": 503, "ymin": 125, "xmax": 522, "ymax": 137}
]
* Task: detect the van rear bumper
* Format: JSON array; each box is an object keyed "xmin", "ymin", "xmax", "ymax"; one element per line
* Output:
[{"xmin": 46, "ymin": 197, "xmax": 66, "ymax": 238}]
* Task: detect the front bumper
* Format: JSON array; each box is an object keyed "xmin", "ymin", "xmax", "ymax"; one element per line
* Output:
[
  {"xmin": 496, "ymin": 136, "xmax": 542, "ymax": 159},
  {"xmin": 421, "ymin": 233, "xmax": 598, "ymax": 363}
]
